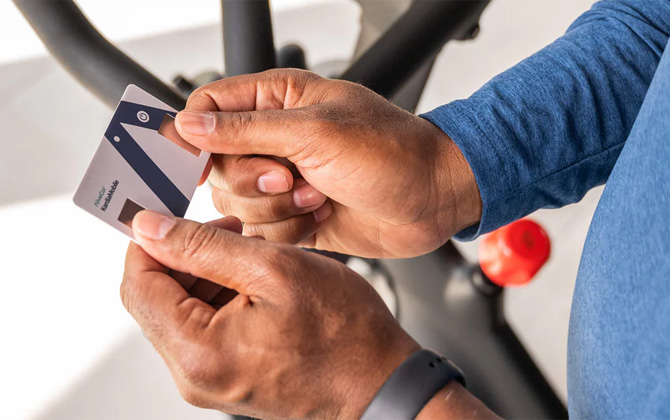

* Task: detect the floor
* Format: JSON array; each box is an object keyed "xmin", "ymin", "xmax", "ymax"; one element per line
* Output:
[{"xmin": 0, "ymin": 1, "xmax": 599, "ymax": 418}]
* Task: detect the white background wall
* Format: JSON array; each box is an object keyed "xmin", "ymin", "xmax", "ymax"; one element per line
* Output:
[{"xmin": 0, "ymin": 0, "xmax": 328, "ymax": 64}]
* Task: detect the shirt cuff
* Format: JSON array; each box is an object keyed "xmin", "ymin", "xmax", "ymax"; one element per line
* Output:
[{"xmin": 421, "ymin": 101, "xmax": 512, "ymax": 241}]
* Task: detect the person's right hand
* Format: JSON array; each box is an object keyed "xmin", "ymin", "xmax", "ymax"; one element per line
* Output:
[{"xmin": 175, "ymin": 69, "xmax": 481, "ymax": 258}]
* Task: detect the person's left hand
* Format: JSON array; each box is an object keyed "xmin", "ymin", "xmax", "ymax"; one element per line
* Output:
[{"xmin": 122, "ymin": 210, "xmax": 419, "ymax": 419}]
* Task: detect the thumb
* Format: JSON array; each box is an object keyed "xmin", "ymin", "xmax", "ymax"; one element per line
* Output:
[
  {"xmin": 175, "ymin": 108, "xmax": 317, "ymax": 158},
  {"xmin": 131, "ymin": 210, "xmax": 266, "ymax": 296}
]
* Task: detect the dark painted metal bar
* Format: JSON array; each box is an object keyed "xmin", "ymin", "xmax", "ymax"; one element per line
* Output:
[
  {"xmin": 13, "ymin": 0, "xmax": 186, "ymax": 110},
  {"xmin": 340, "ymin": 0, "xmax": 490, "ymax": 98},
  {"xmin": 382, "ymin": 251, "xmax": 568, "ymax": 419},
  {"xmin": 222, "ymin": 0, "xmax": 277, "ymax": 76}
]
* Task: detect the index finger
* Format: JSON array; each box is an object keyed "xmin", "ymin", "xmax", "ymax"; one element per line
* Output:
[
  {"xmin": 121, "ymin": 243, "xmax": 215, "ymax": 344},
  {"xmin": 184, "ymin": 69, "xmax": 327, "ymax": 113},
  {"xmin": 131, "ymin": 211, "xmax": 279, "ymax": 299}
]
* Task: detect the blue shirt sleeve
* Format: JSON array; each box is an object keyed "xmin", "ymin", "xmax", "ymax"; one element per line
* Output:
[{"xmin": 421, "ymin": 0, "xmax": 670, "ymax": 240}]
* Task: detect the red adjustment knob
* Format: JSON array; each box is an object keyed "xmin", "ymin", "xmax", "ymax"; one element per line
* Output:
[{"xmin": 478, "ymin": 219, "xmax": 551, "ymax": 287}]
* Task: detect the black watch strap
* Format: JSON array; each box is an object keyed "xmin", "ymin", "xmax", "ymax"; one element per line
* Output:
[{"xmin": 360, "ymin": 349, "xmax": 465, "ymax": 420}]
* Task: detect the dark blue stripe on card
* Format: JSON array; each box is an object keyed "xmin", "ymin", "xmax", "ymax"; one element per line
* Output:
[{"xmin": 105, "ymin": 101, "xmax": 189, "ymax": 217}]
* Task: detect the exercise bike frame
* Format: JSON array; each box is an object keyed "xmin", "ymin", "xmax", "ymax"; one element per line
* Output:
[{"xmin": 14, "ymin": 1, "xmax": 568, "ymax": 418}]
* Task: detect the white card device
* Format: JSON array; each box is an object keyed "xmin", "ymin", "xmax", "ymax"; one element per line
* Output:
[{"xmin": 73, "ymin": 85, "xmax": 210, "ymax": 239}]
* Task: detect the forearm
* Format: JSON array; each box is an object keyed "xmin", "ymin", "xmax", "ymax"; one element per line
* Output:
[
  {"xmin": 416, "ymin": 382, "xmax": 501, "ymax": 420},
  {"xmin": 424, "ymin": 0, "xmax": 670, "ymax": 239}
]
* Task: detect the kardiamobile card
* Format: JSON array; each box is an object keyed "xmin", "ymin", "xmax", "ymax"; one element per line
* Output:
[{"xmin": 74, "ymin": 85, "xmax": 210, "ymax": 239}]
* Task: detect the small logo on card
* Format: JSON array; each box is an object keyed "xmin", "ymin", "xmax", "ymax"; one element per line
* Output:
[
  {"xmin": 100, "ymin": 180, "xmax": 119, "ymax": 212},
  {"xmin": 94, "ymin": 187, "xmax": 106, "ymax": 208},
  {"xmin": 137, "ymin": 110, "xmax": 150, "ymax": 123}
]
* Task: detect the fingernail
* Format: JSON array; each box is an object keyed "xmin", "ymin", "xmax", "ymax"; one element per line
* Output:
[
  {"xmin": 293, "ymin": 184, "xmax": 327, "ymax": 208},
  {"xmin": 133, "ymin": 210, "xmax": 176, "ymax": 240},
  {"xmin": 176, "ymin": 111, "xmax": 215, "ymax": 136},
  {"xmin": 258, "ymin": 170, "xmax": 290, "ymax": 193},
  {"xmin": 314, "ymin": 202, "xmax": 333, "ymax": 223}
]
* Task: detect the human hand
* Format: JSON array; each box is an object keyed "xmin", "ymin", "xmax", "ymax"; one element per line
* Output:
[
  {"xmin": 122, "ymin": 210, "xmax": 420, "ymax": 419},
  {"xmin": 175, "ymin": 69, "xmax": 481, "ymax": 258}
]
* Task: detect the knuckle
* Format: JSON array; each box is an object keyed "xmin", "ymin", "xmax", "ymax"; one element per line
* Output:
[
  {"xmin": 207, "ymin": 155, "xmax": 227, "ymax": 187},
  {"xmin": 228, "ymin": 167, "xmax": 252, "ymax": 196},
  {"xmin": 219, "ymin": 382, "xmax": 252, "ymax": 405},
  {"xmin": 175, "ymin": 345, "xmax": 248, "ymax": 407},
  {"xmin": 181, "ymin": 362, "xmax": 210, "ymax": 388},
  {"xmin": 212, "ymin": 188, "xmax": 232, "ymax": 216},
  {"xmin": 264, "ymin": 68, "xmax": 316, "ymax": 82},
  {"xmin": 297, "ymin": 234, "xmax": 317, "ymax": 249},
  {"xmin": 337, "ymin": 78, "xmax": 367, "ymax": 96},
  {"xmin": 182, "ymin": 223, "xmax": 219, "ymax": 261},
  {"xmin": 250, "ymin": 216, "xmax": 315, "ymax": 245},
  {"xmin": 177, "ymin": 345, "xmax": 218, "ymax": 387},
  {"xmin": 228, "ymin": 111, "xmax": 253, "ymax": 135},
  {"xmin": 185, "ymin": 86, "xmax": 209, "ymax": 106},
  {"xmin": 266, "ymin": 224, "xmax": 294, "ymax": 243},
  {"xmin": 211, "ymin": 156, "xmax": 254, "ymax": 197},
  {"xmin": 241, "ymin": 222, "xmax": 263, "ymax": 239},
  {"xmin": 190, "ymin": 85, "xmax": 207, "ymax": 98},
  {"xmin": 244, "ymin": 223, "xmax": 275, "ymax": 243},
  {"xmin": 262, "ymin": 69, "xmax": 323, "ymax": 109},
  {"xmin": 246, "ymin": 224, "xmax": 274, "ymax": 243},
  {"xmin": 258, "ymin": 196, "xmax": 291, "ymax": 220},
  {"xmin": 285, "ymin": 69, "xmax": 320, "ymax": 86},
  {"xmin": 178, "ymin": 385, "xmax": 207, "ymax": 408},
  {"xmin": 262, "ymin": 68, "xmax": 291, "ymax": 80},
  {"xmin": 213, "ymin": 190, "xmax": 254, "ymax": 221},
  {"xmin": 216, "ymin": 190, "xmax": 290, "ymax": 223}
]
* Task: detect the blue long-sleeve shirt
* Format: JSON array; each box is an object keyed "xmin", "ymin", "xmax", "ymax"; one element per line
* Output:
[
  {"xmin": 423, "ymin": 0, "xmax": 670, "ymax": 239},
  {"xmin": 422, "ymin": 1, "xmax": 670, "ymax": 418}
]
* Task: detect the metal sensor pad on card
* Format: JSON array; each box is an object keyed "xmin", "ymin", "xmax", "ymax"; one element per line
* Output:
[{"xmin": 118, "ymin": 198, "xmax": 146, "ymax": 228}]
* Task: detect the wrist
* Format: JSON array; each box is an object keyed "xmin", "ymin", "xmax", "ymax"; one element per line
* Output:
[
  {"xmin": 337, "ymin": 340, "xmax": 420, "ymax": 419},
  {"xmin": 415, "ymin": 381, "xmax": 464, "ymax": 420},
  {"xmin": 355, "ymin": 348, "xmax": 467, "ymax": 420},
  {"xmin": 416, "ymin": 381, "xmax": 501, "ymax": 420},
  {"xmin": 432, "ymin": 128, "xmax": 482, "ymax": 237}
]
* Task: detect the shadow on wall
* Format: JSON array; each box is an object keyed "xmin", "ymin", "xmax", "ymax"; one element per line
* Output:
[{"xmin": 33, "ymin": 330, "xmax": 225, "ymax": 420}]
